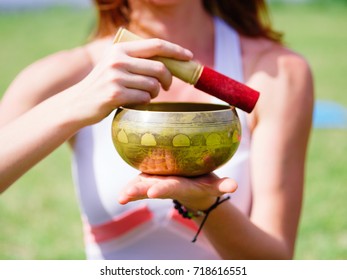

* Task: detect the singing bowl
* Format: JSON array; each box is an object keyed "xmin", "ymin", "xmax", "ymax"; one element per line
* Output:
[{"xmin": 111, "ymin": 102, "xmax": 241, "ymax": 177}]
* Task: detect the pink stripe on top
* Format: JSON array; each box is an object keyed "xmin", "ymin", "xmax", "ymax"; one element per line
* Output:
[
  {"xmin": 84, "ymin": 205, "xmax": 153, "ymax": 243},
  {"xmin": 169, "ymin": 208, "xmax": 199, "ymax": 232}
]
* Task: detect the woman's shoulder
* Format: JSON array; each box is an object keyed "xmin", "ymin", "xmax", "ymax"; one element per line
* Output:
[
  {"xmin": 10, "ymin": 38, "xmax": 112, "ymax": 95},
  {"xmin": 242, "ymin": 37, "xmax": 314, "ymax": 127},
  {"xmin": 22, "ymin": 45, "xmax": 93, "ymax": 85},
  {"xmin": 241, "ymin": 36, "xmax": 311, "ymax": 82},
  {"xmin": 9, "ymin": 46, "xmax": 91, "ymax": 97}
]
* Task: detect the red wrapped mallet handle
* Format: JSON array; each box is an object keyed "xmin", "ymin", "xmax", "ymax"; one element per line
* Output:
[
  {"xmin": 195, "ymin": 66, "xmax": 259, "ymax": 113},
  {"xmin": 114, "ymin": 28, "xmax": 260, "ymax": 113}
]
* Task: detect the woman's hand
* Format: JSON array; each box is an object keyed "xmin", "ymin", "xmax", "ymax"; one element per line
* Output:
[
  {"xmin": 69, "ymin": 39, "xmax": 193, "ymax": 126},
  {"xmin": 118, "ymin": 173, "xmax": 238, "ymax": 211}
]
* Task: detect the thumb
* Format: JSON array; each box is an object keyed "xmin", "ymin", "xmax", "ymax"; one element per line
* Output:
[{"xmin": 215, "ymin": 177, "xmax": 238, "ymax": 194}]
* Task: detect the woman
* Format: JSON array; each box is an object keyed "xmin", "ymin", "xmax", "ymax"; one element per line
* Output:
[{"xmin": 0, "ymin": 0, "xmax": 314, "ymax": 259}]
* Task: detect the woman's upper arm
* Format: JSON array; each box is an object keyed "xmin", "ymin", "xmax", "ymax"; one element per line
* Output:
[
  {"xmin": 0, "ymin": 47, "xmax": 92, "ymax": 126},
  {"xmin": 248, "ymin": 51, "xmax": 314, "ymax": 256}
]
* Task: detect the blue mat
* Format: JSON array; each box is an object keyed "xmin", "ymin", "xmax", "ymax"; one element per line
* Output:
[{"xmin": 313, "ymin": 100, "xmax": 347, "ymax": 129}]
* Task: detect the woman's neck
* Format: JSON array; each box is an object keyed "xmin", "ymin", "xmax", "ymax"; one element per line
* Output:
[{"xmin": 127, "ymin": 0, "xmax": 214, "ymax": 65}]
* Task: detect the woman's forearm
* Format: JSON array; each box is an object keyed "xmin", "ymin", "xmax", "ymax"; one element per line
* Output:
[
  {"xmin": 0, "ymin": 89, "xmax": 82, "ymax": 193},
  {"xmin": 197, "ymin": 201, "xmax": 291, "ymax": 260}
]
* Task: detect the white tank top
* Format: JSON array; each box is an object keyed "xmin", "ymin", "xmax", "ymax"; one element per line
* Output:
[{"xmin": 72, "ymin": 17, "xmax": 252, "ymax": 260}]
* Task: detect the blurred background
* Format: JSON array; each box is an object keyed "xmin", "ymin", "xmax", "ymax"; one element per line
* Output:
[{"xmin": 0, "ymin": 0, "xmax": 346, "ymax": 259}]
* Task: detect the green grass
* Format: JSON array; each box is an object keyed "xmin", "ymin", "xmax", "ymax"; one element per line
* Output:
[
  {"xmin": 1, "ymin": 4, "xmax": 347, "ymax": 259},
  {"xmin": 297, "ymin": 130, "xmax": 347, "ymax": 259},
  {"xmin": 270, "ymin": 4, "xmax": 347, "ymax": 259},
  {"xmin": 0, "ymin": 145, "xmax": 84, "ymax": 259},
  {"xmin": 0, "ymin": 7, "xmax": 92, "ymax": 260}
]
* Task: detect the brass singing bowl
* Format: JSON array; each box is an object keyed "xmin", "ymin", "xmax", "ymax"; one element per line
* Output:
[{"xmin": 111, "ymin": 102, "xmax": 241, "ymax": 177}]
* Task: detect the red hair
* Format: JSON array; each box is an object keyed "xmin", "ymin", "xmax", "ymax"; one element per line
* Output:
[{"xmin": 92, "ymin": 0, "xmax": 282, "ymax": 43}]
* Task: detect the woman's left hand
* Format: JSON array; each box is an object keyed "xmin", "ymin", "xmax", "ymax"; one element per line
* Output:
[{"xmin": 118, "ymin": 173, "xmax": 237, "ymax": 211}]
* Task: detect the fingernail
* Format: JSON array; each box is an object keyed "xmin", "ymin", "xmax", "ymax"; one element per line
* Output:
[
  {"xmin": 185, "ymin": 49, "xmax": 193, "ymax": 57},
  {"xmin": 117, "ymin": 196, "xmax": 127, "ymax": 205}
]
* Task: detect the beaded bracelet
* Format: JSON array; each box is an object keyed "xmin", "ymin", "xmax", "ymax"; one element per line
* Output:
[{"xmin": 173, "ymin": 196, "xmax": 231, "ymax": 242}]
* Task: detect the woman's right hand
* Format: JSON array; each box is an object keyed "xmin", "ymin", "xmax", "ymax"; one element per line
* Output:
[{"xmin": 68, "ymin": 38, "xmax": 193, "ymax": 126}]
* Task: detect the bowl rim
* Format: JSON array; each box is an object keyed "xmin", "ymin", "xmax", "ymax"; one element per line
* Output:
[{"xmin": 118, "ymin": 102, "xmax": 235, "ymax": 114}]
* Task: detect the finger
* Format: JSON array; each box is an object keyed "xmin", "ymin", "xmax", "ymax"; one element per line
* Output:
[
  {"xmin": 145, "ymin": 175, "xmax": 219, "ymax": 200},
  {"xmin": 120, "ymin": 39, "xmax": 193, "ymax": 61},
  {"xmin": 120, "ymin": 71, "xmax": 162, "ymax": 98},
  {"xmin": 125, "ymin": 58, "xmax": 173, "ymax": 90},
  {"xmin": 113, "ymin": 87, "xmax": 152, "ymax": 107},
  {"xmin": 138, "ymin": 173, "xmax": 181, "ymax": 199},
  {"xmin": 193, "ymin": 176, "xmax": 237, "ymax": 197},
  {"xmin": 160, "ymin": 175, "xmax": 237, "ymax": 198},
  {"xmin": 118, "ymin": 181, "xmax": 152, "ymax": 204},
  {"xmin": 146, "ymin": 179, "xmax": 175, "ymax": 199},
  {"xmin": 215, "ymin": 177, "xmax": 238, "ymax": 194}
]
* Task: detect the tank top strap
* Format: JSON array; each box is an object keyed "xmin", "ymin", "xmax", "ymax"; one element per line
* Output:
[
  {"xmin": 213, "ymin": 17, "xmax": 251, "ymax": 142},
  {"xmin": 211, "ymin": 17, "xmax": 252, "ymax": 215},
  {"xmin": 214, "ymin": 17, "xmax": 243, "ymax": 83}
]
